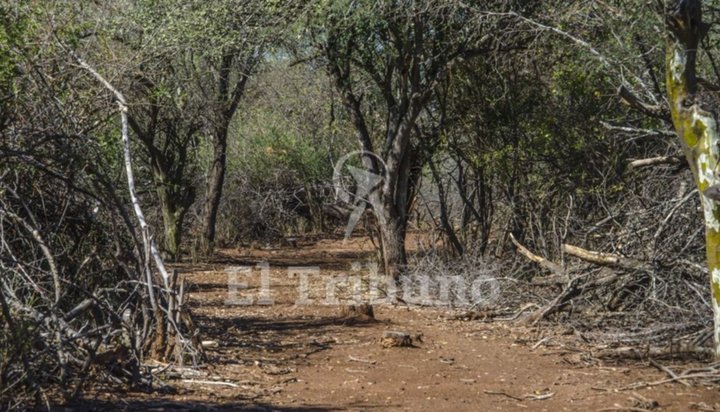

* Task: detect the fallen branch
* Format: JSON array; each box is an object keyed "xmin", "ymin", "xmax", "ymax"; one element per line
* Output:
[
  {"xmin": 627, "ymin": 156, "xmax": 683, "ymax": 171},
  {"xmin": 181, "ymin": 379, "xmax": 239, "ymax": 388},
  {"xmin": 348, "ymin": 355, "xmax": 377, "ymax": 365},
  {"xmin": 525, "ymin": 392, "xmax": 555, "ymax": 401},
  {"xmin": 618, "ymin": 85, "xmax": 671, "ymax": 122},
  {"xmin": 483, "ymin": 390, "xmax": 555, "ymax": 401},
  {"xmin": 649, "ymin": 359, "xmax": 691, "ymax": 387},
  {"xmin": 592, "ymin": 344, "xmax": 713, "ymax": 360},
  {"xmin": 484, "ymin": 390, "xmax": 524, "ymax": 401},
  {"xmin": 563, "ymin": 244, "xmax": 651, "ymax": 272},
  {"xmin": 599, "ymin": 121, "xmax": 676, "ymax": 138},
  {"xmin": 63, "ymin": 298, "xmax": 94, "ymax": 322},
  {"xmin": 509, "ymin": 234, "xmax": 566, "ymax": 277},
  {"xmin": 616, "ymin": 371, "xmax": 720, "ymax": 391},
  {"xmin": 507, "ymin": 236, "xmax": 580, "ymax": 325},
  {"xmin": 522, "ymin": 276, "xmax": 582, "ymax": 326}
]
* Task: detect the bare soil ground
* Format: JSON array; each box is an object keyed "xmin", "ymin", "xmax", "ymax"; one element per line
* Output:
[{"xmin": 76, "ymin": 237, "xmax": 720, "ymax": 411}]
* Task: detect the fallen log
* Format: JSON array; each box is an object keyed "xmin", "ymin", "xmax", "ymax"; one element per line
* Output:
[{"xmin": 562, "ymin": 244, "xmax": 652, "ymax": 272}]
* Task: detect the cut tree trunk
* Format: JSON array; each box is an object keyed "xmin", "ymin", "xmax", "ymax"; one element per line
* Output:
[
  {"xmin": 665, "ymin": 0, "xmax": 720, "ymax": 359},
  {"xmin": 340, "ymin": 303, "xmax": 375, "ymax": 320}
]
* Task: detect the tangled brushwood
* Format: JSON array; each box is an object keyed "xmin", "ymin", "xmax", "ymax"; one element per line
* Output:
[
  {"xmin": 0, "ymin": 147, "xmax": 201, "ymax": 408},
  {"xmin": 5, "ymin": 0, "xmax": 720, "ymax": 408},
  {"xmin": 0, "ymin": 43, "xmax": 200, "ymax": 411},
  {"xmin": 416, "ymin": 157, "xmax": 713, "ymax": 355}
]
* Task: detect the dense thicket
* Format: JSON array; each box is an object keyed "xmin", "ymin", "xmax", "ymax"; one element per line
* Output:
[{"xmin": 2, "ymin": 0, "xmax": 719, "ymax": 408}]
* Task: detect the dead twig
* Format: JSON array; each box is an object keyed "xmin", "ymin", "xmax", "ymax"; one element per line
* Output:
[
  {"xmin": 181, "ymin": 379, "xmax": 239, "ymax": 388},
  {"xmin": 484, "ymin": 390, "xmax": 524, "ymax": 401},
  {"xmin": 648, "ymin": 359, "xmax": 690, "ymax": 387},
  {"xmin": 348, "ymin": 355, "xmax": 377, "ymax": 365},
  {"xmin": 483, "ymin": 390, "xmax": 555, "ymax": 401},
  {"xmin": 592, "ymin": 344, "xmax": 713, "ymax": 360}
]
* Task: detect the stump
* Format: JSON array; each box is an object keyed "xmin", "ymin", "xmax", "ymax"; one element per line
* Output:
[
  {"xmin": 340, "ymin": 304, "xmax": 375, "ymax": 320},
  {"xmin": 381, "ymin": 331, "xmax": 414, "ymax": 348}
]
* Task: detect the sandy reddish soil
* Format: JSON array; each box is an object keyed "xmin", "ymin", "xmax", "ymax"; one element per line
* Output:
[{"xmin": 77, "ymin": 237, "xmax": 720, "ymax": 411}]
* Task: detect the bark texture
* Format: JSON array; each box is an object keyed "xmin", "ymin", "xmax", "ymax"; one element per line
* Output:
[
  {"xmin": 201, "ymin": 131, "xmax": 227, "ymax": 254},
  {"xmin": 665, "ymin": 0, "xmax": 720, "ymax": 359},
  {"xmin": 200, "ymin": 55, "xmax": 249, "ymax": 255}
]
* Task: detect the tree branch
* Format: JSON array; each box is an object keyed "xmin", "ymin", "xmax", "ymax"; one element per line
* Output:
[
  {"xmin": 563, "ymin": 243, "xmax": 652, "ymax": 272},
  {"xmin": 627, "ymin": 155, "xmax": 684, "ymax": 171},
  {"xmin": 618, "ymin": 85, "xmax": 671, "ymax": 122},
  {"xmin": 69, "ymin": 49, "xmax": 170, "ymax": 298},
  {"xmin": 509, "ymin": 233, "xmax": 565, "ymax": 276}
]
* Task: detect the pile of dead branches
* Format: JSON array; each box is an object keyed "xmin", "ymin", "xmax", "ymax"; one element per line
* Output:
[
  {"xmin": 417, "ymin": 127, "xmax": 711, "ymax": 356},
  {"xmin": 502, "ymin": 164, "xmax": 712, "ymax": 356},
  {"xmin": 0, "ymin": 48, "xmax": 201, "ymax": 409}
]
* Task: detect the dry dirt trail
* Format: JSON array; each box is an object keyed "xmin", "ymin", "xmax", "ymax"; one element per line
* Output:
[{"xmin": 86, "ymin": 237, "xmax": 720, "ymax": 411}]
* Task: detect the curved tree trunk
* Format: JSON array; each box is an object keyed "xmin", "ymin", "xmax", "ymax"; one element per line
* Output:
[{"xmin": 665, "ymin": 0, "xmax": 720, "ymax": 359}]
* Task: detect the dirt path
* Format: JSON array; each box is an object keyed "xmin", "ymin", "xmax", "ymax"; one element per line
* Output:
[{"xmin": 86, "ymin": 238, "xmax": 720, "ymax": 411}]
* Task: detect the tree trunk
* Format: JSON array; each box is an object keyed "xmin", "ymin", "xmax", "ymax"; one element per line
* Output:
[
  {"xmin": 160, "ymin": 204, "xmax": 182, "ymax": 263},
  {"xmin": 200, "ymin": 55, "xmax": 250, "ymax": 256},
  {"xmin": 665, "ymin": 0, "xmax": 720, "ymax": 359},
  {"xmin": 201, "ymin": 126, "xmax": 228, "ymax": 254},
  {"xmin": 377, "ymin": 203, "xmax": 408, "ymax": 284},
  {"xmin": 156, "ymin": 184, "xmax": 185, "ymax": 262},
  {"xmin": 429, "ymin": 159, "xmax": 464, "ymax": 256}
]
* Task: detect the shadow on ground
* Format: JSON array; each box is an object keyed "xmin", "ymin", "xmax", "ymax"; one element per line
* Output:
[
  {"xmin": 58, "ymin": 398, "xmax": 360, "ymax": 411},
  {"xmin": 194, "ymin": 313, "xmax": 380, "ymax": 365}
]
